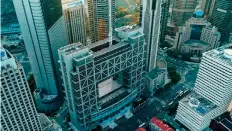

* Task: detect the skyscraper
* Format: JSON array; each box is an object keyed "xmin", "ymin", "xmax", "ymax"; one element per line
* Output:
[
  {"xmin": 201, "ymin": 0, "xmax": 215, "ymax": 19},
  {"xmin": 160, "ymin": 0, "xmax": 170, "ymax": 44},
  {"xmin": 143, "ymin": 0, "xmax": 162, "ymax": 72},
  {"xmin": 63, "ymin": 1, "xmax": 87, "ymax": 45},
  {"xmin": 171, "ymin": 0, "xmax": 197, "ymax": 26},
  {"xmin": 1, "ymin": 46, "xmax": 41, "ymax": 131},
  {"xmin": 175, "ymin": 44, "xmax": 232, "ymax": 130},
  {"xmin": 58, "ymin": 25, "xmax": 146, "ymax": 130},
  {"xmin": 87, "ymin": 0, "xmax": 115, "ymax": 43},
  {"xmin": 210, "ymin": 0, "xmax": 232, "ymax": 43},
  {"xmin": 12, "ymin": 0, "xmax": 68, "ymax": 112}
]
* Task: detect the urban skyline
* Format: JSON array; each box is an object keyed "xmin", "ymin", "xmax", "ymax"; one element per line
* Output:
[{"xmin": 1, "ymin": 0, "xmax": 232, "ymax": 131}]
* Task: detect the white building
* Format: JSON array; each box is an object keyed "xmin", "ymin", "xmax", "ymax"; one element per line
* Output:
[
  {"xmin": 194, "ymin": 45, "xmax": 232, "ymax": 107},
  {"xmin": 176, "ymin": 92, "xmax": 221, "ymax": 131},
  {"xmin": 143, "ymin": 0, "xmax": 162, "ymax": 72},
  {"xmin": 63, "ymin": 1, "xmax": 87, "ymax": 45},
  {"xmin": 200, "ymin": 26, "xmax": 221, "ymax": 48},
  {"xmin": 0, "ymin": 46, "xmax": 41, "ymax": 131},
  {"xmin": 175, "ymin": 44, "xmax": 232, "ymax": 131},
  {"xmin": 12, "ymin": 0, "xmax": 68, "ymax": 112}
]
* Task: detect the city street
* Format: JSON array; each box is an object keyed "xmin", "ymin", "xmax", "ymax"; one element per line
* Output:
[
  {"xmin": 113, "ymin": 49, "xmax": 199, "ymax": 130},
  {"xmin": 113, "ymin": 99, "xmax": 163, "ymax": 131}
]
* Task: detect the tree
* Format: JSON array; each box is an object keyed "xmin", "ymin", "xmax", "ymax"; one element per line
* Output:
[
  {"xmin": 91, "ymin": 125, "xmax": 102, "ymax": 131},
  {"xmin": 160, "ymin": 41, "xmax": 172, "ymax": 48},
  {"xmin": 167, "ymin": 67, "xmax": 181, "ymax": 84},
  {"xmin": 168, "ymin": 103, "xmax": 178, "ymax": 115},
  {"xmin": 135, "ymin": 0, "xmax": 141, "ymax": 5},
  {"xmin": 116, "ymin": 6, "xmax": 129, "ymax": 18},
  {"xmin": 131, "ymin": 12, "xmax": 140, "ymax": 25},
  {"xmin": 167, "ymin": 50, "xmax": 179, "ymax": 58},
  {"xmin": 28, "ymin": 74, "xmax": 36, "ymax": 93},
  {"xmin": 181, "ymin": 53, "xmax": 191, "ymax": 61}
]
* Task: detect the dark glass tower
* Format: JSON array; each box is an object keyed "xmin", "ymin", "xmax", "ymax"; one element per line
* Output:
[
  {"xmin": 210, "ymin": 0, "xmax": 232, "ymax": 43},
  {"xmin": 160, "ymin": 0, "xmax": 170, "ymax": 44},
  {"xmin": 13, "ymin": 0, "xmax": 68, "ymax": 112}
]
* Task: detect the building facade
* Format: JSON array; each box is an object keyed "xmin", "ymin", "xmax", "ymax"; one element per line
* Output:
[
  {"xmin": 63, "ymin": 1, "xmax": 87, "ymax": 45},
  {"xmin": 87, "ymin": 0, "xmax": 115, "ymax": 43},
  {"xmin": 175, "ymin": 44, "xmax": 232, "ymax": 130},
  {"xmin": 174, "ymin": 11, "xmax": 221, "ymax": 58},
  {"xmin": 13, "ymin": 0, "xmax": 68, "ymax": 112},
  {"xmin": 209, "ymin": 112, "xmax": 232, "ymax": 131},
  {"xmin": 160, "ymin": 0, "xmax": 170, "ymax": 44},
  {"xmin": 58, "ymin": 25, "xmax": 146, "ymax": 130},
  {"xmin": 171, "ymin": 0, "xmax": 197, "ymax": 26},
  {"xmin": 143, "ymin": 0, "xmax": 162, "ymax": 72},
  {"xmin": 1, "ymin": 47, "xmax": 41, "ymax": 131},
  {"xmin": 194, "ymin": 45, "xmax": 232, "ymax": 107},
  {"xmin": 210, "ymin": 0, "xmax": 232, "ymax": 43},
  {"xmin": 201, "ymin": 0, "xmax": 216, "ymax": 19}
]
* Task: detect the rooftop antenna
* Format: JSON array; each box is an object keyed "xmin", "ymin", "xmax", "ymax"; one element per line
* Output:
[{"xmin": 108, "ymin": 0, "xmax": 112, "ymax": 46}]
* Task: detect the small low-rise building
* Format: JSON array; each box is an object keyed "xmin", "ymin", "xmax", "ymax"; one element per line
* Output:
[
  {"xmin": 38, "ymin": 113, "xmax": 62, "ymax": 131},
  {"xmin": 136, "ymin": 127, "xmax": 147, "ymax": 131},
  {"xmin": 146, "ymin": 68, "xmax": 167, "ymax": 94},
  {"xmin": 150, "ymin": 117, "xmax": 174, "ymax": 131}
]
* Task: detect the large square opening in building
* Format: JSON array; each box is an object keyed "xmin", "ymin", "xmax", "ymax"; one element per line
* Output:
[{"xmin": 98, "ymin": 76, "xmax": 123, "ymax": 98}]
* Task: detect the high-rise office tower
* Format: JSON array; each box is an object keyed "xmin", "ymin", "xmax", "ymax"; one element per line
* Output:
[
  {"xmin": 143, "ymin": 0, "xmax": 162, "ymax": 72},
  {"xmin": 12, "ymin": 0, "xmax": 68, "ymax": 112},
  {"xmin": 63, "ymin": 1, "xmax": 87, "ymax": 45},
  {"xmin": 210, "ymin": 0, "xmax": 232, "ymax": 43},
  {"xmin": 58, "ymin": 25, "xmax": 146, "ymax": 130},
  {"xmin": 1, "ymin": 46, "xmax": 41, "ymax": 131},
  {"xmin": 175, "ymin": 44, "xmax": 232, "ymax": 131},
  {"xmin": 201, "ymin": 0, "xmax": 216, "ymax": 19},
  {"xmin": 160, "ymin": 0, "xmax": 170, "ymax": 44},
  {"xmin": 87, "ymin": 0, "xmax": 115, "ymax": 43},
  {"xmin": 171, "ymin": 0, "xmax": 197, "ymax": 26}
]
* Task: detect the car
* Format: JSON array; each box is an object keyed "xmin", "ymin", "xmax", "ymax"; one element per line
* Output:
[{"xmin": 139, "ymin": 123, "xmax": 146, "ymax": 127}]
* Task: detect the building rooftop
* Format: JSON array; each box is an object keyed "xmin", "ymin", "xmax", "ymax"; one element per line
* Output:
[
  {"xmin": 0, "ymin": 46, "xmax": 18, "ymax": 71},
  {"xmin": 38, "ymin": 113, "xmax": 62, "ymax": 131},
  {"xmin": 195, "ymin": 9, "xmax": 204, "ymax": 17},
  {"xmin": 150, "ymin": 117, "xmax": 174, "ymax": 131},
  {"xmin": 58, "ymin": 43, "xmax": 83, "ymax": 55},
  {"xmin": 136, "ymin": 127, "xmax": 147, "ymax": 131},
  {"xmin": 180, "ymin": 92, "xmax": 218, "ymax": 116},
  {"xmin": 147, "ymin": 68, "xmax": 166, "ymax": 80},
  {"xmin": 115, "ymin": 25, "xmax": 140, "ymax": 32},
  {"xmin": 204, "ymin": 44, "xmax": 232, "ymax": 66},
  {"xmin": 62, "ymin": 0, "xmax": 83, "ymax": 9}
]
